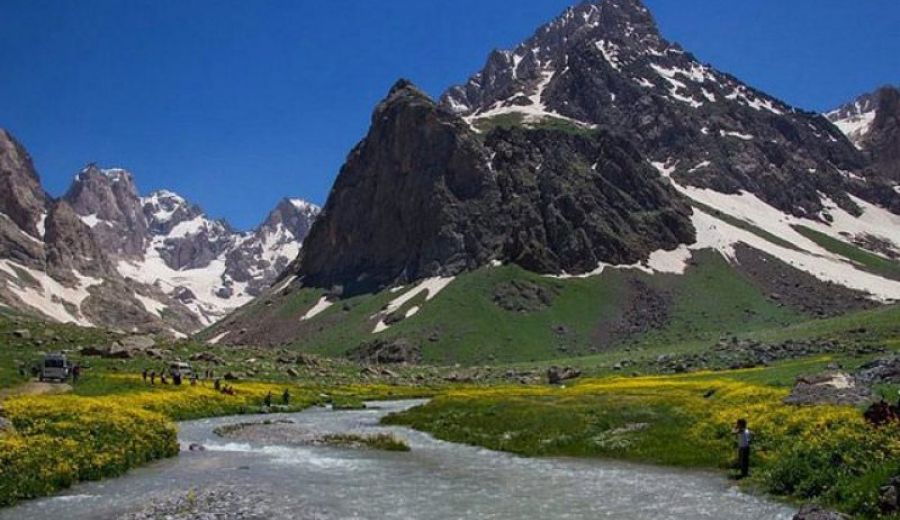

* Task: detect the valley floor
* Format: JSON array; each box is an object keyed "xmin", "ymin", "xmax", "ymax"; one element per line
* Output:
[{"xmin": 0, "ymin": 306, "xmax": 898, "ymax": 518}]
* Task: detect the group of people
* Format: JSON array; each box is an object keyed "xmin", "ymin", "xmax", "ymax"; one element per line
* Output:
[
  {"xmin": 262, "ymin": 389, "xmax": 291, "ymax": 407},
  {"xmin": 141, "ymin": 367, "xmax": 199, "ymax": 386}
]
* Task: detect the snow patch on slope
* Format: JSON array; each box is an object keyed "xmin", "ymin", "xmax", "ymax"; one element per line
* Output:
[
  {"xmin": 0, "ymin": 261, "xmax": 101, "ymax": 325},
  {"xmin": 371, "ymin": 276, "xmax": 455, "ymax": 333}
]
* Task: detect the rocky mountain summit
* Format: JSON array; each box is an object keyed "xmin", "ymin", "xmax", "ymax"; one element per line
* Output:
[
  {"xmin": 299, "ymin": 79, "xmax": 694, "ymax": 294},
  {"xmin": 0, "ymin": 129, "xmax": 318, "ymax": 333}
]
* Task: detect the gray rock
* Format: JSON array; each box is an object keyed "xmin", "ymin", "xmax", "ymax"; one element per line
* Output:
[
  {"xmin": 783, "ymin": 371, "xmax": 872, "ymax": 406},
  {"xmin": 12, "ymin": 329, "xmax": 31, "ymax": 340},
  {"xmin": 120, "ymin": 335, "xmax": 156, "ymax": 350},
  {"xmin": 856, "ymin": 355, "xmax": 900, "ymax": 385},
  {"xmin": 792, "ymin": 505, "xmax": 850, "ymax": 520},
  {"xmin": 879, "ymin": 475, "xmax": 900, "ymax": 515}
]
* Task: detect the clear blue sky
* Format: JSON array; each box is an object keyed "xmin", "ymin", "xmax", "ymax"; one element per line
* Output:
[{"xmin": 1, "ymin": 0, "xmax": 898, "ymax": 230}]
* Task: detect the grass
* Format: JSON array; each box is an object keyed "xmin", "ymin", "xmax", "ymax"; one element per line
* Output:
[
  {"xmin": 384, "ymin": 368, "xmax": 900, "ymax": 518},
  {"xmin": 792, "ymin": 225, "xmax": 900, "ymax": 281},
  {"xmin": 472, "ymin": 112, "xmax": 599, "ymax": 137},
  {"xmin": 223, "ymin": 251, "xmax": 807, "ymax": 367},
  {"xmin": 320, "ymin": 433, "xmax": 410, "ymax": 452}
]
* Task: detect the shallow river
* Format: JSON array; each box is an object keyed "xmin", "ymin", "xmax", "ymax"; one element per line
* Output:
[{"xmin": 2, "ymin": 400, "xmax": 795, "ymax": 519}]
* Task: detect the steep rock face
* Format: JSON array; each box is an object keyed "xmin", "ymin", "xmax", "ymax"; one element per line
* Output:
[
  {"xmin": 299, "ymin": 80, "xmax": 694, "ymax": 293},
  {"xmin": 441, "ymin": 0, "xmax": 888, "ymax": 218},
  {"xmin": 63, "ymin": 165, "xmax": 149, "ymax": 258},
  {"xmin": 0, "ymin": 129, "xmax": 48, "ymax": 238},
  {"xmin": 43, "ymin": 200, "xmax": 115, "ymax": 281}
]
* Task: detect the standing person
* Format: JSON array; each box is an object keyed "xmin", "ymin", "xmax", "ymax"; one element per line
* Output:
[
  {"xmin": 142, "ymin": 368, "xmax": 148, "ymax": 383},
  {"xmin": 72, "ymin": 363, "xmax": 81, "ymax": 384},
  {"xmin": 263, "ymin": 391, "xmax": 273, "ymax": 408},
  {"xmin": 282, "ymin": 389, "xmax": 291, "ymax": 405},
  {"xmin": 214, "ymin": 378, "xmax": 221, "ymax": 391},
  {"xmin": 734, "ymin": 418, "xmax": 753, "ymax": 479},
  {"xmin": 150, "ymin": 370, "xmax": 156, "ymax": 385}
]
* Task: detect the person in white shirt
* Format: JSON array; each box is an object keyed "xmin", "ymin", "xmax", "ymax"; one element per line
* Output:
[{"xmin": 734, "ymin": 418, "xmax": 752, "ymax": 478}]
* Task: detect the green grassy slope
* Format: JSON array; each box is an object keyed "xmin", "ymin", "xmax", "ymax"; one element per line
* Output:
[{"xmin": 214, "ymin": 249, "xmax": 809, "ymax": 365}]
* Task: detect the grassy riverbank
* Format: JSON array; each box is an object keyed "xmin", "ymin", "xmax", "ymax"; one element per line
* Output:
[
  {"xmin": 384, "ymin": 366, "xmax": 900, "ymax": 519},
  {"xmin": 0, "ymin": 375, "xmax": 433, "ymax": 506}
]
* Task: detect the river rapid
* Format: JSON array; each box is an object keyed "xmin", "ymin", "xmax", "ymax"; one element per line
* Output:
[{"xmin": 1, "ymin": 400, "xmax": 795, "ymax": 519}]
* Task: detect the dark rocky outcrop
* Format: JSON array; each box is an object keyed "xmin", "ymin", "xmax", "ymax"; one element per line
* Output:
[
  {"xmin": 492, "ymin": 280, "xmax": 560, "ymax": 312},
  {"xmin": 298, "ymin": 80, "xmax": 694, "ymax": 293},
  {"xmin": 856, "ymin": 355, "xmax": 900, "ymax": 385},
  {"xmin": 547, "ymin": 366, "xmax": 582, "ymax": 385},
  {"xmin": 347, "ymin": 337, "xmax": 422, "ymax": 365}
]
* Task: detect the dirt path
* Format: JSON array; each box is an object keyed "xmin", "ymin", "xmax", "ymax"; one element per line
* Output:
[{"xmin": 0, "ymin": 380, "xmax": 72, "ymax": 401}]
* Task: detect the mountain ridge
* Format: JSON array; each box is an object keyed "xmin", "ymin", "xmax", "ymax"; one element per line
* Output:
[{"xmin": 0, "ymin": 129, "xmax": 319, "ymax": 334}]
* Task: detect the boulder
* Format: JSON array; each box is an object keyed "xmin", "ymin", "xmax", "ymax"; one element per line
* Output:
[
  {"xmin": 120, "ymin": 335, "xmax": 156, "ymax": 350},
  {"xmin": 793, "ymin": 505, "xmax": 850, "ymax": 520},
  {"xmin": 880, "ymin": 475, "xmax": 900, "ymax": 515},
  {"xmin": 0, "ymin": 416, "xmax": 14, "ymax": 435},
  {"xmin": 223, "ymin": 371, "xmax": 244, "ymax": 381},
  {"xmin": 347, "ymin": 338, "xmax": 421, "ymax": 365},
  {"xmin": 190, "ymin": 351, "xmax": 225, "ymax": 365},
  {"xmin": 547, "ymin": 366, "xmax": 582, "ymax": 385},
  {"xmin": 856, "ymin": 355, "xmax": 900, "ymax": 385},
  {"xmin": 80, "ymin": 345, "xmax": 109, "ymax": 357},
  {"xmin": 286, "ymin": 368, "xmax": 300, "ymax": 377},
  {"xmin": 12, "ymin": 329, "xmax": 31, "ymax": 340},
  {"xmin": 783, "ymin": 371, "xmax": 872, "ymax": 406}
]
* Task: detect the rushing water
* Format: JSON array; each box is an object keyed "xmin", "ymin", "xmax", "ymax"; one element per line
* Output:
[{"xmin": 2, "ymin": 400, "xmax": 795, "ymax": 519}]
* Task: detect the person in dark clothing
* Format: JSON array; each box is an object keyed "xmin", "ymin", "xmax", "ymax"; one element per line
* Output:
[
  {"xmin": 150, "ymin": 371, "xmax": 156, "ymax": 385},
  {"xmin": 173, "ymin": 371, "xmax": 182, "ymax": 386},
  {"xmin": 282, "ymin": 389, "xmax": 291, "ymax": 405},
  {"xmin": 72, "ymin": 364, "xmax": 81, "ymax": 383},
  {"xmin": 734, "ymin": 418, "xmax": 753, "ymax": 478},
  {"xmin": 263, "ymin": 391, "xmax": 273, "ymax": 408},
  {"xmin": 214, "ymin": 378, "xmax": 221, "ymax": 391},
  {"xmin": 142, "ymin": 368, "xmax": 148, "ymax": 383}
]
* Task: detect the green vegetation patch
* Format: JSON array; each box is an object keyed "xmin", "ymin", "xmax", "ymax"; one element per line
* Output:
[{"xmin": 792, "ymin": 225, "xmax": 900, "ymax": 281}]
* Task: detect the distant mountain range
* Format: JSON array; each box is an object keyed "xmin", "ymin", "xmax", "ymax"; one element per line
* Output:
[
  {"xmin": 207, "ymin": 0, "xmax": 900, "ymax": 364},
  {"xmin": 0, "ymin": 131, "xmax": 318, "ymax": 335}
]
